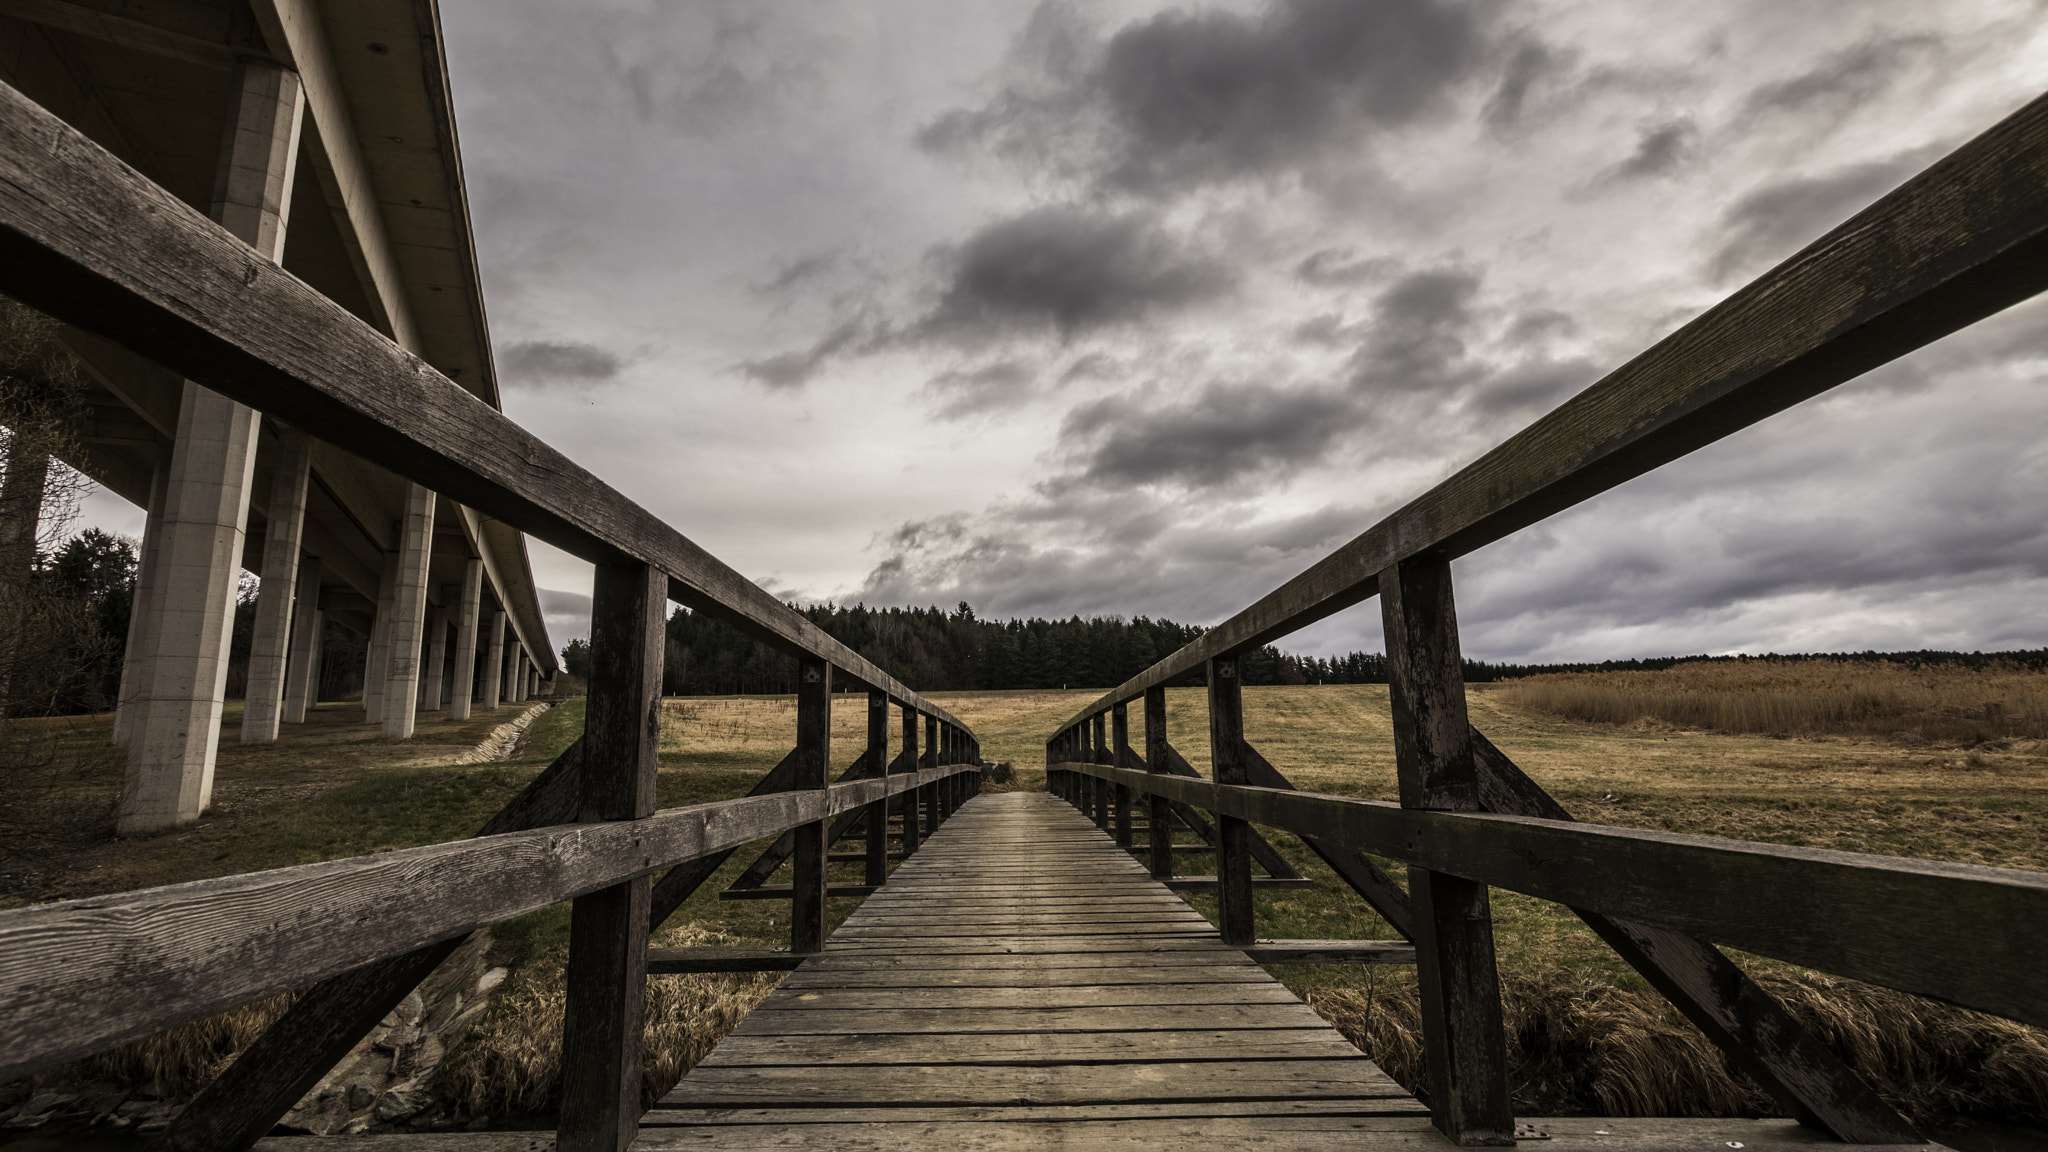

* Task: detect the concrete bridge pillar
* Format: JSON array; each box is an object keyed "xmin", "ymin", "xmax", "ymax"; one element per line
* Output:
[
  {"xmin": 480, "ymin": 608, "xmax": 505, "ymax": 710},
  {"xmin": 111, "ymin": 463, "xmax": 166, "ymax": 745},
  {"xmin": 380, "ymin": 484, "xmax": 435, "ymax": 738},
  {"xmin": 421, "ymin": 599, "xmax": 449, "ymax": 712},
  {"xmin": 362, "ymin": 550, "xmax": 397, "ymax": 725},
  {"xmin": 240, "ymin": 428, "xmax": 311, "ymax": 743},
  {"xmin": 118, "ymin": 60, "xmax": 305, "ymax": 834},
  {"xmin": 449, "ymin": 559, "xmax": 482, "ymax": 720},
  {"xmin": 282, "ymin": 557, "xmax": 323, "ymax": 723}
]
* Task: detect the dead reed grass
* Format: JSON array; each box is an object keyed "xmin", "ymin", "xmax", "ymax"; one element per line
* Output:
[
  {"xmin": 1309, "ymin": 970, "xmax": 2048, "ymax": 1126},
  {"xmin": 15, "ymin": 992, "xmax": 298, "ymax": 1104},
  {"xmin": 1499, "ymin": 659, "xmax": 2048, "ymax": 745},
  {"xmin": 440, "ymin": 923, "xmax": 780, "ymax": 1116}
]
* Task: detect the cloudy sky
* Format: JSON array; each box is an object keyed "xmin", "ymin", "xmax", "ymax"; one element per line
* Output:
[{"xmin": 87, "ymin": 0, "xmax": 2048, "ymax": 664}]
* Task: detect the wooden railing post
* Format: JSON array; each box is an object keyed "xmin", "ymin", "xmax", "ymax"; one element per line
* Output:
[
  {"xmin": 1145, "ymin": 687, "xmax": 1172, "ymax": 880},
  {"xmin": 1381, "ymin": 557, "xmax": 1513, "ymax": 1146},
  {"xmin": 1090, "ymin": 713, "xmax": 1111, "ymax": 828},
  {"xmin": 1111, "ymin": 703, "xmax": 1134, "ymax": 848},
  {"xmin": 923, "ymin": 714, "xmax": 941, "ymax": 840},
  {"xmin": 1207, "ymin": 655, "xmax": 1255, "ymax": 947},
  {"xmin": 790, "ymin": 658, "xmax": 831, "ymax": 954},
  {"xmin": 900, "ymin": 704, "xmax": 921, "ymax": 855},
  {"xmin": 864, "ymin": 690, "xmax": 889, "ymax": 886},
  {"xmin": 558, "ymin": 561, "xmax": 664, "ymax": 1152}
]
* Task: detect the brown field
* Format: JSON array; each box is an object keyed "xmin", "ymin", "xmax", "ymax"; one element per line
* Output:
[
  {"xmin": 9, "ymin": 678, "xmax": 2046, "ymax": 1129},
  {"xmin": 1497, "ymin": 658, "xmax": 2048, "ymax": 745}
]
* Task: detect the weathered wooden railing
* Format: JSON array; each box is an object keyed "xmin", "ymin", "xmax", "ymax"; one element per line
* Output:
[
  {"xmin": 1048, "ymin": 88, "xmax": 2048, "ymax": 1147},
  {"xmin": 0, "ymin": 76, "xmax": 981, "ymax": 1152}
]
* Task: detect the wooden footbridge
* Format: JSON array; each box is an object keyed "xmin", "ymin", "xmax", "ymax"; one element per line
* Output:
[{"xmin": 1, "ymin": 24, "xmax": 2048, "ymax": 1152}]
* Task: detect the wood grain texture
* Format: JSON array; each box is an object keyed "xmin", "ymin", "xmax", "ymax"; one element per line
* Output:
[
  {"xmin": 1059, "ymin": 760, "xmax": 2048, "ymax": 1027},
  {"xmin": 0, "ymin": 78, "xmax": 968, "ymax": 730},
  {"xmin": 0, "ymin": 765, "xmax": 976, "ymax": 1082},
  {"xmin": 1055, "ymin": 88, "xmax": 2048, "ymax": 735}
]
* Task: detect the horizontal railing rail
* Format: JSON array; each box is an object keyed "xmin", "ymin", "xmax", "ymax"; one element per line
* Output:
[
  {"xmin": 1057, "ymin": 88, "xmax": 2048, "ymax": 734},
  {"xmin": 0, "ymin": 78, "xmax": 962, "ymax": 732},
  {"xmin": 0, "ymin": 762, "xmax": 981, "ymax": 1083},
  {"xmin": 1051, "ymin": 760, "xmax": 2048, "ymax": 1029}
]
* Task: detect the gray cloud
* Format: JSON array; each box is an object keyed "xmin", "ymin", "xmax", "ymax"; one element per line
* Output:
[
  {"xmin": 499, "ymin": 340, "xmax": 623, "ymax": 385},
  {"xmin": 1482, "ymin": 39, "xmax": 1563, "ymax": 132},
  {"xmin": 920, "ymin": 205, "xmax": 1234, "ymax": 341},
  {"xmin": 924, "ymin": 360, "xmax": 1039, "ymax": 420},
  {"xmin": 1742, "ymin": 35, "xmax": 1944, "ymax": 121},
  {"xmin": 924, "ymin": 0, "xmax": 1505, "ymax": 194},
  {"xmin": 539, "ymin": 587, "xmax": 593, "ymax": 650},
  {"xmin": 1060, "ymin": 381, "xmax": 1368, "ymax": 490},
  {"xmin": 1295, "ymin": 248, "xmax": 1399, "ymax": 288},
  {"xmin": 733, "ymin": 320, "xmax": 866, "ymax": 389},
  {"xmin": 1599, "ymin": 118, "xmax": 1698, "ymax": 184},
  {"xmin": 1707, "ymin": 154, "xmax": 1927, "ymax": 282},
  {"xmin": 1348, "ymin": 268, "xmax": 1482, "ymax": 393}
]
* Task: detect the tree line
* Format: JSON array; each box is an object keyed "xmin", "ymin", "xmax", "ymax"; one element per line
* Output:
[{"xmin": 557, "ymin": 600, "xmax": 2048, "ymax": 697}]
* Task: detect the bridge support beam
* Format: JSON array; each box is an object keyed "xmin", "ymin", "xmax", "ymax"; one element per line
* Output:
[
  {"xmin": 1381, "ymin": 557, "xmax": 1513, "ymax": 1147},
  {"xmin": 379, "ymin": 483, "xmax": 434, "ymax": 737},
  {"xmin": 240, "ymin": 428, "xmax": 310, "ymax": 743},
  {"xmin": 421, "ymin": 599, "xmax": 449, "ymax": 712},
  {"xmin": 449, "ymin": 559, "xmax": 482, "ymax": 720},
  {"xmin": 117, "ymin": 59, "xmax": 304, "ymax": 833},
  {"xmin": 1145, "ymin": 687, "xmax": 1173, "ymax": 879},
  {"xmin": 480, "ymin": 607, "xmax": 505, "ymax": 710},
  {"xmin": 790, "ymin": 658, "xmax": 832, "ymax": 954},
  {"xmin": 559, "ymin": 561, "xmax": 663, "ymax": 1152},
  {"xmin": 900, "ymin": 704, "xmax": 921, "ymax": 855},
  {"xmin": 1206, "ymin": 656, "xmax": 1255, "ymax": 947},
  {"xmin": 281, "ymin": 557, "xmax": 323, "ymax": 723}
]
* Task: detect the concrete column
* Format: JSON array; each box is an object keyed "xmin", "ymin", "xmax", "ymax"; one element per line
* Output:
[
  {"xmin": 509, "ymin": 648, "xmax": 525, "ymax": 702},
  {"xmin": 448, "ymin": 559, "xmax": 482, "ymax": 720},
  {"xmin": 502, "ymin": 639, "xmax": 519, "ymax": 704},
  {"xmin": 362, "ymin": 550, "xmax": 397, "ymax": 724},
  {"xmin": 480, "ymin": 607, "xmax": 505, "ymax": 711},
  {"xmin": 239, "ymin": 429, "xmax": 311, "ymax": 742},
  {"xmin": 112, "ymin": 463, "xmax": 167, "ymax": 744},
  {"xmin": 116, "ymin": 62, "xmax": 305, "ymax": 833},
  {"xmin": 380, "ymin": 484, "xmax": 435, "ymax": 738},
  {"xmin": 282, "ymin": 557, "xmax": 322, "ymax": 722},
  {"xmin": 421, "ymin": 599, "xmax": 449, "ymax": 712}
]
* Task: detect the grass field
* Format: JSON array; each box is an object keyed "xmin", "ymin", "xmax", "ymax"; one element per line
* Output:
[{"xmin": 8, "ymin": 679, "xmax": 2045, "ymax": 1127}]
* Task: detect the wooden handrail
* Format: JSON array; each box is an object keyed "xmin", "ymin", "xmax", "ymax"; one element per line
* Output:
[
  {"xmin": 1058, "ymin": 87, "xmax": 2048, "ymax": 734},
  {"xmin": 0, "ymin": 78, "xmax": 966, "ymax": 732},
  {"xmin": 0, "ymin": 764, "xmax": 980, "ymax": 1083},
  {"xmin": 1051, "ymin": 761, "xmax": 2048, "ymax": 1030}
]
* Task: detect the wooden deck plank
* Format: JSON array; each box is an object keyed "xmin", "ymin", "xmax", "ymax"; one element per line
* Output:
[{"xmin": 633, "ymin": 792, "xmax": 1418, "ymax": 1148}]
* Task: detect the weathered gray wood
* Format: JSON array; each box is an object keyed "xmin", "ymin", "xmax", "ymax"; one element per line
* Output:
[
  {"xmin": 0, "ymin": 766, "xmax": 975, "ymax": 1082},
  {"xmin": 1237, "ymin": 741, "xmax": 1415, "ymax": 940},
  {"xmin": 1241, "ymin": 940, "xmax": 1418, "ymax": 965},
  {"xmin": 628, "ymin": 1115, "xmax": 1946, "ymax": 1150},
  {"xmin": 153, "ymin": 739, "xmax": 590, "ymax": 1152},
  {"xmin": 723, "ymin": 748, "xmax": 882, "ymax": 893},
  {"xmin": 1158, "ymin": 743, "xmax": 1303, "ymax": 880},
  {"xmin": 663, "ymin": 1059, "xmax": 1407, "ymax": 1106},
  {"xmin": 791, "ymin": 659, "xmax": 831, "ymax": 955},
  {"xmin": 718, "ymin": 885, "xmax": 881, "ymax": 901},
  {"xmin": 642, "ymin": 1100, "xmax": 1431, "ymax": 1127},
  {"xmin": 747, "ymin": 983, "xmax": 1302, "ymax": 1010},
  {"xmin": 559, "ymin": 562, "xmax": 665, "ymax": 1152},
  {"xmin": 1060, "ymin": 760, "xmax": 2048, "ymax": 1029},
  {"xmin": 697, "ymin": 1028, "xmax": 1366, "ymax": 1065},
  {"xmin": 645, "ymin": 948, "xmax": 803, "ymax": 974},
  {"xmin": 646, "ymin": 747, "xmax": 799, "ymax": 931},
  {"xmin": 0, "ymin": 78, "xmax": 969, "ymax": 730},
  {"xmin": 779, "ymin": 965, "xmax": 1271, "ymax": 988},
  {"xmin": 1467, "ymin": 729, "xmax": 1919, "ymax": 1143},
  {"xmin": 1144, "ymin": 686, "xmax": 1173, "ymax": 880},
  {"xmin": 864, "ymin": 692, "xmax": 889, "ymax": 886},
  {"xmin": 1381, "ymin": 557, "xmax": 1511, "ymax": 1146},
  {"xmin": 1055, "ymin": 87, "xmax": 2048, "ymax": 731}
]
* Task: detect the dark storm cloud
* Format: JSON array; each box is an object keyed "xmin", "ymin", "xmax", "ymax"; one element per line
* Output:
[
  {"xmin": 1348, "ymin": 268, "xmax": 1482, "ymax": 393},
  {"xmin": 499, "ymin": 340, "xmax": 623, "ymax": 386},
  {"xmin": 1598, "ymin": 118, "xmax": 1698, "ymax": 184},
  {"xmin": 920, "ymin": 205, "xmax": 1234, "ymax": 341},
  {"xmin": 1707, "ymin": 154, "xmax": 1928, "ymax": 282},
  {"xmin": 734, "ymin": 320, "xmax": 866, "ymax": 390},
  {"xmin": 923, "ymin": 0, "xmax": 1504, "ymax": 194},
  {"xmin": 1295, "ymin": 247, "xmax": 1398, "ymax": 288},
  {"xmin": 1061, "ymin": 381, "xmax": 1367, "ymax": 489}
]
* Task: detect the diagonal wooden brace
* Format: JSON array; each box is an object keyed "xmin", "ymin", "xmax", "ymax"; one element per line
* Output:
[
  {"xmin": 721, "ymin": 747, "xmax": 893, "ymax": 893},
  {"xmin": 153, "ymin": 738, "xmax": 589, "ymax": 1152},
  {"xmin": 1468, "ymin": 728, "xmax": 1921, "ymax": 1144}
]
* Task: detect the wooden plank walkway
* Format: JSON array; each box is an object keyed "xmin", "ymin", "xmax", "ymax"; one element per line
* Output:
[{"xmin": 635, "ymin": 789, "xmax": 1426, "ymax": 1147}]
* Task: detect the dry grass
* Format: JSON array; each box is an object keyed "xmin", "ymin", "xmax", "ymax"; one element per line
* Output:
[
  {"xmin": 1310, "ymin": 970, "xmax": 2048, "ymax": 1125},
  {"xmin": 1500, "ymin": 659, "xmax": 2048, "ymax": 745},
  {"xmin": 441, "ymin": 924, "xmax": 780, "ymax": 1118}
]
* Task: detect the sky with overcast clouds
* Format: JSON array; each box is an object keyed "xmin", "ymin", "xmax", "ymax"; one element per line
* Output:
[{"xmin": 81, "ymin": 0, "xmax": 2048, "ymax": 666}]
